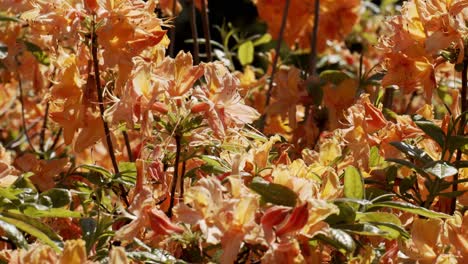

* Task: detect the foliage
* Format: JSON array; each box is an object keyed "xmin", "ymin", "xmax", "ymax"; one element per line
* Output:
[{"xmin": 0, "ymin": 0, "xmax": 467, "ymax": 263}]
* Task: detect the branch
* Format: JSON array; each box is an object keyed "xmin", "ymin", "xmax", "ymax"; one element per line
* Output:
[
  {"xmin": 258, "ymin": 0, "xmax": 291, "ymax": 132},
  {"xmin": 167, "ymin": 134, "xmax": 182, "ymax": 218},
  {"xmin": 16, "ymin": 69, "xmax": 37, "ymax": 153},
  {"xmin": 308, "ymin": 0, "xmax": 320, "ymax": 76},
  {"xmin": 90, "ymin": 16, "xmax": 129, "ymax": 207},
  {"xmin": 188, "ymin": 0, "xmax": 200, "ymax": 64},
  {"xmin": 200, "ymin": 0, "xmax": 212, "ymax": 61},
  {"xmin": 451, "ymin": 59, "xmax": 468, "ymax": 214},
  {"xmin": 169, "ymin": 0, "xmax": 178, "ymax": 57}
]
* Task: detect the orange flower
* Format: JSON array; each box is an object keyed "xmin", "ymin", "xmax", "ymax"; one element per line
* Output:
[
  {"xmin": 15, "ymin": 154, "xmax": 68, "ymax": 192},
  {"xmin": 59, "ymin": 240, "xmax": 87, "ymax": 264},
  {"xmin": 255, "ymin": 0, "xmax": 361, "ymax": 51},
  {"xmin": 193, "ymin": 62, "xmax": 260, "ymax": 138},
  {"xmin": 159, "ymin": 0, "xmax": 182, "ymax": 16},
  {"xmin": 382, "ymin": 53, "xmax": 436, "ymax": 100},
  {"xmin": 267, "ymin": 66, "xmax": 305, "ymax": 129},
  {"xmin": 323, "ymin": 78, "xmax": 358, "ymax": 129}
]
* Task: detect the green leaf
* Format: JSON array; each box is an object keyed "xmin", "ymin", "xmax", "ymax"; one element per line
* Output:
[
  {"xmin": 200, "ymin": 155, "xmax": 229, "ymax": 174},
  {"xmin": 336, "ymin": 223, "xmax": 388, "ymax": 237},
  {"xmin": 115, "ymin": 162, "xmax": 137, "ymax": 185},
  {"xmin": 238, "ymin": 40, "xmax": 254, "ymax": 66},
  {"xmin": 356, "ymin": 212, "xmax": 401, "ymax": 225},
  {"xmin": 333, "ymin": 198, "xmax": 373, "ymax": 206},
  {"xmin": 344, "ymin": 166, "xmax": 363, "ymax": 200},
  {"xmin": 423, "ymin": 161, "xmax": 458, "ymax": 179},
  {"xmin": 447, "ymin": 135, "xmax": 468, "ymax": 153},
  {"xmin": 0, "ymin": 187, "xmax": 23, "ymax": 201},
  {"xmin": 0, "ymin": 219, "xmax": 28, "ymax": 249},
  {"xmin": 369, "ymin": 146, "xmax": 386, "ymax": 168},
  {"xmin": 252, "ymin": 33, "xmax": 272, "ymax": 46},
  {"xmin": 369, "ymin": 201, "xmax": 449, "ymax": 218},
  {"xmin": 319, "ymin": 70, "xmax": 350, "ymax": 85},
  {"xmin": 315, "ymin": 228, "xmax": 356, "ymax": 253},
  {"xmin": 79, "ymin": 164, "xmax": 112, "ymax": 178},
  {"xmin": 389, "ymin": 142, "xmax": 433, "ymax": 164},
  {"xmin": 23, "ymin": 41, "xmax": 50, "ymax": 66},
  {"xmin": 413, "ymin": 115, "xmax": 446, "ymax": 147},
  {"xmin": 0, "ymin": 214, "xmax": 62, "ymax": 252},
  {"xmin": 355, "ymin": 212, "xmax": 409, "ymax": 239},
  {"xmin": 127, "ymin": 251, "xmax": 180, "ymax": 264},
  {"xmin": 369, "ymin": 222, "xmax": 410, "ymax": 240},
  {"xmin": 367, "ymin": 189, "xmax": 394, "ymax": 202},
  {"xmin": 19, "ymin": 205, "xmax": 81, "ymax": 218},
  {"xmin": 0, "ymin": 14, "xmax": 21, "ymax": 23},
  {"xmin": 365, "ymin": 72, "xmax": 385, "ymax": 84},
  {"xmin": 386, "ymin": 158, "xmax": 428, "ymax": 176},
  {"xmin": 249, "ymin": 177, "xmax": 297, "ymax": 207},
  {"xmin": 40, "ymin": 188, "xmax": 71, "ymax": 208},
  {"xmin": 326, "ymin": 202, "xmax": 356, "ymax": 225}
]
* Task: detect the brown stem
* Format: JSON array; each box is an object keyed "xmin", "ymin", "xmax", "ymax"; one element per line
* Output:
[
  {"xmin": 91, "ymin": 17, "xmax": 129, "ymax": 207},
  {"xmin": 308, "ymin": 0, "xmax": 320, "ymax": 76},
  {"xmin": 48, "ymin": 128, "xmax": 62, "ymax": 152},
  {"xmin": 200, "ymin": 0, "xmax": 212, "ymax": 61},
  {"xmin": 122, "ymin": 130, "xmax": 133, "ymax": 162},
  {"xmin": 383, "ymin": 87, "xmax": 395, "ymax": 111},
  {"xmin": 179, "ymin": 160, "xmax": 186, "ymax": 199},
  {"xmin": 188, "ymin": 0, "xmax": 200, "ymax": 64},
  {"xmin": 16, "ymin": 70, "xmax": 37, "ymax": 153},
  {"xmin": 302, "ymin": 0, "xmax": 321, "ymax": 126},
  {"xmin": 167, "ymin": 134, "xmax": 181, "ymax": 218},
  {"xmin": 39, "ymin": 102, "xmax": 49, "ymax": 158},
  {"xmin": 169, "ymin": 0, "xmax": 178, "ymax": 57},
  {"xmin": 258, "ymin": 0, "xmax": 291, "ymax": 132},
  {"xmin": 451, "ymin": 60, "xmax": 468, "ymax": 214}
]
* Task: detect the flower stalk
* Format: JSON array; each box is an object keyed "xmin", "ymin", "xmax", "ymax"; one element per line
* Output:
[
  {"xmin": 167, "ymin": 134, "xmax": 182, "ymax": 218},
  {"xmin": 451, "ymin": 59, "xmax": 468, "ymax": 214},
  {"xmin": 188, "ymin": 0, "xmax": 200, "ymax": 64},
  {"xmin": 200, "ymin": 0, "xmax": 212, "ymax": 61},
  {"xmin": 90, "ymin": 16, "xmax": 129, "ymax": 207},
  {"xmin": 259, "ymin": 0, "xmax": 291, "ymax": 132}
]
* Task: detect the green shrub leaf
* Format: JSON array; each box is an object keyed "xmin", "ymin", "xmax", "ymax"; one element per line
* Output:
[
  {"xmin": 344, "ymin": 166, "xmax": 363, "ymax": 200},
  {"xmin": 249, "ymin": 177, "xmax": 297, "ymax": 207},
  {"xmin": 369, "ymin": 201, "xmax": 449, "ymax": 218},
  {"xmin": 238, "ymin": 40, "xmax": 254, "ymax": 66}
]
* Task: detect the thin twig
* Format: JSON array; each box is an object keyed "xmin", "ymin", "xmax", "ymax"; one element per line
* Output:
[
  {"xmin": 179, "ymin": 160, "xmax": 186, "ymax": 198},
  {"xmin": 200, "ymin": 0, "xmax": 212, "ymax": 61},
  {"xmin": 451, "ymin": 60, "xmax": 468, "ymax": 214},
  {"xmin": 16, "ymin": 70, "xmax": 37, "ymax": 153},
  {"xmin": 48, "ymin": 128, "xmax": 62, "ymax": 152},
  {"xmin": 299, "ymin": 0, "xmax": 320, "ymax": 129},
  {"xmin": 308, "ymin": 0, "xmax": 320, "ymax": 76},
  {"xmin": 39, "ymin": 102, "xmax": 49, "ymax": 157},
  {"xmin": 258, "ymin": 0, "xmax": 291, "ymax": 132},
  {"xmin": 122, "ymin": 130, "xmax": 133, "ymax": 162},
  {"xmin": 188, "ymin": 0, "xmax": 200, "ymax": 64},
  {"xmin": 382, "ymin": 87, "xmax": 395, "ymax": 111},
  {"xmin": 91, "ymin": 16, "xmax": 129, "ymax": 207},
  {"xmin": 169, "ymin": 0, "xmax": 178, "ymax": 57},
  {"xmin": 168, "ymin": 134, "xmax": 181, "ymax": 218}
]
